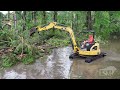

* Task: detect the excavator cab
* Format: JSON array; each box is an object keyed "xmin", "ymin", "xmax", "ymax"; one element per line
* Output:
[{"xmin": 80, "ymin": 30, "xmax": 96, "ymax": 51}]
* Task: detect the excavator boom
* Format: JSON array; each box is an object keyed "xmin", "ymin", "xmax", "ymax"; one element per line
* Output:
[{"xmin": 30, "ymin": 22, "xmax": 79, "ymax": 53}]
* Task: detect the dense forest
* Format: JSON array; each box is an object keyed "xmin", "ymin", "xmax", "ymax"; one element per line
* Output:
[{"xmin": 0, "ymin": 11, "xmax": 120, "ymax": 67}]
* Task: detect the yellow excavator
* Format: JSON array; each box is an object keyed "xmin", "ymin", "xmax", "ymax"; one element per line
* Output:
[{"xmin": 30, "ymin": 22, "xmax": 106, "ymax": 63}]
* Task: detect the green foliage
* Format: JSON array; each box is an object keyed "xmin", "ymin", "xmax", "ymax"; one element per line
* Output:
[
  {"xmin": 93, "ymin": 11, "xmax": 120, "ymax": 39},
  {"xmin": 0, "ymin": 29, "xmax": 17, "ymax": 48},
  {"xmin": 0, "ymin": 12, "xmax": 3, "ymax": 28},
  {"xmin": 93, "ymin": 11, "xmax": 110, "ymax": 39},
  {"xmin": 109, "ymin": 11, "xmax": 120, "ymax": 37},
  {"xmin": 22, "ymin": 54, "xmax": 35, "ymax": 65},
  {"xmin": 1, "ymin": 53, "xmax": 18, "ymax": 67},
  {"xmin": 46, "ymin": 37, "xmax": 70, "ymax": 47}
]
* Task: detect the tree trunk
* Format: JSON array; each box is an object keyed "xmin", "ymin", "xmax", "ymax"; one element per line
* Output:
[
  {"xmin": 22, "ymin": 11, "xmax": 26, "ymax": 31},
  {"xmin": 42, "ymin": 11, "xmax": 46, "ymax": 25},
  {"xmin": 76, "ymin": 13, "xmax": 78, "ymax": 31},
  {"xmin": 41, "ymin": 11, "xmax": 46, "ymax": 36},
  {"xmin": 13, "ymin": 11, "xmax": 17, "ymax": 30},
  {"xmin": 34, "ymin": 11, "xmax": 37, "ymax": 25},
  {"xmin": 8, "ymin": 11, "xmax": 10, "ymax": 30},
  {"xmin": 0, "ymin": 13, "xmax": 3, "ymax": 29},
  {"xmin": 53, "ymin": 11, "xmax": 57, "ymax": 33},
  {"xmin": 72, "ymin": 12, "xmax": 76, "ymax": 31},
  {"xmin": 32, "ymin": 11, "xmax": 37, "ymax": 25},
  {"xmin": 8, "ymin": 11, "xmax": 10, "ymax": 20},
  {"xmin": 23, "ymin": 11, "xmax": 26, "ymax": 21},
  {"xmin": 53, "ymin": 11, "xmax": 57, "ymax": 22},
  {"xmin": 32, "ymin": 11, "xmax": 34, "ymax": 21},
  {"xmin": 86, "ymin": 11, "xmax": 92, "ymax": 30}
]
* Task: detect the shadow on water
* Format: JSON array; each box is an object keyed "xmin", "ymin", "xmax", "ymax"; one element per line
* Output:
[{"xmin": 0, "ymin": 39, "xmax": 120, "ymax": 79}]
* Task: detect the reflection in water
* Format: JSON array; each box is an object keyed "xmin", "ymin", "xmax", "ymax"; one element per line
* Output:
[{"xmin": 44, "ymin": 47, "xmax": 73, "ymax": 79}]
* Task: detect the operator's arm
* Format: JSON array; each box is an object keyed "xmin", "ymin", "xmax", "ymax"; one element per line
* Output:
[{"xmin": 84, "ymin": 39, "xmax": 93, "ymax": 44}]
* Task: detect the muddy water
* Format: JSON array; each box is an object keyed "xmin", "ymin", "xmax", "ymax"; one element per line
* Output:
[
  {"xmin": 0, "ymin": 47, "xmax": 73, "ymax": 79},
  {"xmin": 0, "ymin": 40, "xmax": 120, "ymax": 79},
  {"xmin": 70, "ymin": 40, "xmax": 120, "ymax": 79}
]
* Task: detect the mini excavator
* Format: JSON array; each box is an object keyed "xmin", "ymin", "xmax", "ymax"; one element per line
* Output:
[{"xmin": 30, "ymin": 22, "xmax": 106, "ymax": 63}]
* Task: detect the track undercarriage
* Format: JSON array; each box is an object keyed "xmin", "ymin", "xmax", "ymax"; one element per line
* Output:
[{"xmin": 69, "ymin": 52, "xmax": 107, "ymax": 63}]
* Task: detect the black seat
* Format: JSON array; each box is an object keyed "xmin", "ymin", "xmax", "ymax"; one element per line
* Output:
[{"xmin": 85, "ymin": 41, "xmax": 95, "ymax": 51}]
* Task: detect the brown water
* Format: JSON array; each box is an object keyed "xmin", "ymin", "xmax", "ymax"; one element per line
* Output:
[
  {"xmin": 70, "ymin": 40, "xmax": 120, "ymax": 79},
  {"xmin": 0, "ymin": 40, "xmax": 120, "ymax": 79}
]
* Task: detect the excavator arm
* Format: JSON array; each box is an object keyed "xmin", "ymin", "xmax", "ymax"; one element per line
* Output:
[
  {"xmin": 30, "ymin": 22, "xmax": 106, "ymax": 63},
  {"xmin": 30, "ymin": 22, "xmax": 80, "ymax": 53}
]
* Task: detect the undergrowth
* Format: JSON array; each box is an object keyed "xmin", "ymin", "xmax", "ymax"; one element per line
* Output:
[{"xmin": 0, "ymin": 28, "xmax": 72, "ymax": 68}]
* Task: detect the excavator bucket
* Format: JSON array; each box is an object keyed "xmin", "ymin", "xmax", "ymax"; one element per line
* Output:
[{"xmin": 30, "ymin": 27, "xmax": 37, "ymax": 36}]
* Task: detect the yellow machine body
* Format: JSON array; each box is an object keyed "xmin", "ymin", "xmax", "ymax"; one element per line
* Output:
[{"xmin": 30, "ymin": 22, "xmax": 101, "ymax": 56}]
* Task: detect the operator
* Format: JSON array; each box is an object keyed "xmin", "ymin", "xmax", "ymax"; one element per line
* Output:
[{"xmin": 81, "ymin": 35, "xmax": 94, "ymax": 49}]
